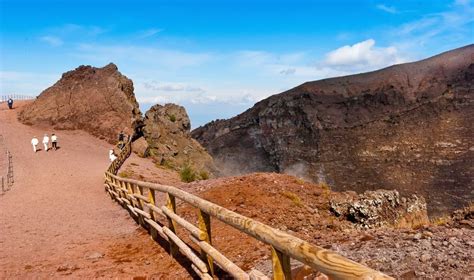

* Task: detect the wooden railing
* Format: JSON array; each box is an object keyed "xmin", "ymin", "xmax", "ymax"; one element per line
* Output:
[
  {"xmin": 0, "ymin": 135, "xmax": 14, "ymax": 194},
  {"xmin": 0, "ymin": 95, "xmax": 35, "ymax": 103},
  {"xmin": 104, "ymin": 140, "xmax": 393, "ymax": 280}
]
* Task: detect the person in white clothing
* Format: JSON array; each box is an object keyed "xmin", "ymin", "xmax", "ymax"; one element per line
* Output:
[
  {"xmin": 51, "ymin": 133, "xmax": 58, "ymax": 150},
  {"xmin": 42, "ymin": 134, "xmax": 50, "ymax": 152},
  {"xmin": 109, "ymin": 149, "xmax": 117, "ymax": 162},
  {"xmin": 31, "ymin": 136, "xmax": 39, "ymax": 152}
]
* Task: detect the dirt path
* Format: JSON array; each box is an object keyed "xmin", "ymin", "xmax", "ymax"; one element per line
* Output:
[{"xmin": 0, "ymin": 102, "xmax": 191, "ymax": 279}]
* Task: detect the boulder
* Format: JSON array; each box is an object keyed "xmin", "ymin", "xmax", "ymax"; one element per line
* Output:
[
  {"xmin": 330, "ymin": 189, "xmax": 429, "ymax": 229},
  {"xmin": 18, "ymin": 63, "xmax": 142, "ymax": 143},
  {"xmin": 131, "ymin": 136, "xmax": 150, "ymax": 158},
  {"xmin": 143, "ymin": 103, "xmax": 215, "ymax": 176}
]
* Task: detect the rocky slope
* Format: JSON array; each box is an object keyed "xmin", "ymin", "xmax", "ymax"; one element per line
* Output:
[
  {"xmin": 192, "ymin": 45, "xmax": 474, "ymax": 216},
  {"xmin": 18, "ymin": 63, "xmax": 142, "ymax": 143},
  {"xmin": 139, "ymin": 103, "xmax": 215, "ymax": 175}
]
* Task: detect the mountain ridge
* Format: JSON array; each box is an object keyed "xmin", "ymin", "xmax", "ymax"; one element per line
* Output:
[{"xmin": 192, "ymin": 44, "xmax": 474, "ymax": 216}]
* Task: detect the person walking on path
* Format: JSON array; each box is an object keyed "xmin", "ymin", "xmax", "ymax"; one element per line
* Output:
[
  {"xmin": 7, "ymin": 98, "xmax": 13, "ymax": 109},
  {"xmin": 118, "ymin": 131, "xmax": 125, "ymax": 149},
  {"xmin": 42, "ymin": 134, "xmax": 50, "ymax": 152},
  {"xmin": 31, "ymin": 136, "xmax": 39, "ymax": 152},
  {"xmin": 109, "ymin": 149, "xmax": 117, "ymax": 162},
  {"xmin": 51, "ymin": 133, "xmax": 58, "ymax": 150}
]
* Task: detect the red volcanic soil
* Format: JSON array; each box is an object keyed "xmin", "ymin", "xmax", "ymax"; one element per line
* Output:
[{"xmin": 0, "ymin": 101, "xmax": 192, "ymax": 279}]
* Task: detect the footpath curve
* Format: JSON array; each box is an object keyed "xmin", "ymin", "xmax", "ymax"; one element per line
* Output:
[{"xmin": 0, "ymin": 101, "xmax": 193, "ymax": 278}]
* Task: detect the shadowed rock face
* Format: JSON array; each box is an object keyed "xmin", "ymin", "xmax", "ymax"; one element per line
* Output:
[
  {"xmin": 18, "ymin": 63, "xmax": 142, "ymax": 143},
  {"xmin": 192, "ymin": 45, "xmax": 474, "ymax": 216}
]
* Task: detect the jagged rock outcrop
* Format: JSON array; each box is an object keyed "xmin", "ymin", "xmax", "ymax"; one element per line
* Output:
[
  {"xmin": 142, "ymin": 103, "xmax": 215, "ymax": 176},
  {"xmin": 192, "ymin": 45, "xmax": 474, "ymax": 216},
  {"xmin": 448, "ymin": 205, "xmax": 474, "ymax": 229},
  {"xmin": 330, "ymin": 190, "xmax": 429, "ymax": 229},
  {"xmin": 18, "ymin": 63, "xmax": 142, "ymax": 143}
]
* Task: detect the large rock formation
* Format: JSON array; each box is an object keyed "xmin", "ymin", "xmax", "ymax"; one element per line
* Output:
[
  {"xmin": 142, "ymin": 103, "xmax": 215, "ymax": 175},
  {"xmin": 18, "ymin": 63, "xmax": 142, "ymax": 143},
  {"xmin": 192, "ymin": 45, "xmax": 474, "ymax": 216},
  {"xmin": 330, "ymin": 189, "xmax": 429, "ymax": 229}
]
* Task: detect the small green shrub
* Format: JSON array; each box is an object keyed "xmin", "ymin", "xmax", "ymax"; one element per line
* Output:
[
  {"xmin": 294, "ymin": 178, "xmax": 306, "ymax": 185},
  {"xmin": 199, "ymin": 170, "xmax": 210, "ymax": 180},
  {"xmin": 118, "ymin": 170, "xmax": 133, "ymax": 178},
  {"xmin": 156, "ymin": 159, "xmax": 174, "ymax": 170},
  {"xmin": 320, "ymin": 182, "xmax": 331, "ymax": 191},
  {"xmin": 169, "ymin": 114, "xmax": 176, "ymax": 122},
  {"xmin": 180, "ymin": 164, "xmax": 197, "ymax": 183},
  {"xmin": 163, "ymin": 159, "xmax": 175, "ymax": 169},
  {"xmin": 431, "ymin": 216, "xmax": 449, "ymax": 226},
  {"xmin": 281, "ymin": 191, "xmax": 303, "ymax": 207}
]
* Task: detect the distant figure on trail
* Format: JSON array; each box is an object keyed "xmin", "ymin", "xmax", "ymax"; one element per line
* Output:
[
  {"xmin": 109, "ymin": 149, "xmax": 117, "ymax": 162},
  {"xmin": 51, "ymin": 133, "xmax": 58, "ymax": 150},
  {"xmin": 31, "ymin": 136, "xmax": 39, "ymax": 152},
  {"xmin": 42, "ymin": 134, "xmax": 50, "ymax": 152},
  {"xmin": 7, "ymin": 98, "xmax": 13, "ymax": 109},
  {"xmin": 118, "ymin": 130, "xmax": 126, "ymax": 149}
]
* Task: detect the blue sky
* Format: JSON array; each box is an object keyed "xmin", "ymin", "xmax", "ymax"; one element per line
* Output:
[{"xmin": 1, "ymin": 0, "xmax": 473, "ymax": 128}]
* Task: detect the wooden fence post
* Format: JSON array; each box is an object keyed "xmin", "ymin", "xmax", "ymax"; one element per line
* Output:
[
  {"xmin": 148, "ymin": 189, "xmax": 160, "ymax": 240},
  {"xmin": 135, "ymin": 184, "xmax": 146, "ymax": 227},
  {"xmin": 271, "ymin": 246, "xmax": 291, "ymax": 280},
  {"xmin": 198, "ymin": 210, "xmax": 214, "ymax": 276},
  {"xmin": 166, "ymin": 193, "xmax": 178, "ymax": 256}
]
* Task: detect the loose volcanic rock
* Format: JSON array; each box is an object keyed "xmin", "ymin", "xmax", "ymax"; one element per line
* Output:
[
  {"xmin": 330, "ymin": 189, "xmax": 429, "ymax": 229},
  {"xmin": 192, "ymin": 45, "xmax": 474, "ymax": 216},
  {"xmin": 18, "ymin": 63, "xmax": 142, "ymax": 143}
]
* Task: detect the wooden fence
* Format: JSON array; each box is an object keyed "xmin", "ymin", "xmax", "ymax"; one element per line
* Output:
[
  {"xmin": 0, "ymin": 95, "xmax": 35, "ymax": 103},
  {"xmin": 0, "ymin": 135, "xmax": 14, "ymax": 194},
  {"xmin": 104, "ymin": 140, "xmax": 393, "ymax": 280}
]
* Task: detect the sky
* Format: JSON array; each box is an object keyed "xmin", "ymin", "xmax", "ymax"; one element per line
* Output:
[{"xmin": 0, "ymin": 0, "xmax": 473, "ymax": 128}]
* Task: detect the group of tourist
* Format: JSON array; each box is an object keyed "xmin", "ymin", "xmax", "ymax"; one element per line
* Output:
[{"xmin": 31, "ymin": 134, "xmax": 58, "ymax": 152}]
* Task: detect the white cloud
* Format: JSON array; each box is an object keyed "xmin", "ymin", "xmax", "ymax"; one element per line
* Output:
[
  {"xmin": 280, "ymin": 68, "xmax": 296, "ymax": 75},
  {"xmin": 392, "ymin": 0, "xmax": 473, "ymax": 50},
  {"xmin": 454, "ymin": 0, "xmax": 471, "ymax": 6},
  {"xmin": 235, "ymin": 50, "xmax": 306, "ymax": 67},
  {"xmin": 143, "ymin": 81, "xmax": 205, "ymax": 93},
  {"xmin": 52, "ymin": 24, "xmax": 107, "ymax": 36},
  {"xmin": 323, "ymin": 39, "xmax": 407, "ymax": 71},
  {"xmin": 376, "ymin": 4, "xmax": 398, "ymax": 14},
  {"xmin": 138, "ymin": 28, "xmax": 163, "ymax": 38},
  {"xmin": 40, "ymin": 36, "xmax": 64, "ymax": 47}
]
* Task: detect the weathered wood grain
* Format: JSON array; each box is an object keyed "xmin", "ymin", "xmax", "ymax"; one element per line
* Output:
[
  {"xmin": 271, "ymin": 246, "xmax": 291, "ymax": 280},
  {"xmin": 190, "ymin": 235, "xmax": 249, "ymax": 279},
  {"xmin": 161, "ymin": 206, "xmax": 203, "ymax": 240}
]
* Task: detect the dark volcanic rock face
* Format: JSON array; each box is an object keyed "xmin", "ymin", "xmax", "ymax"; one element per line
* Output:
[
  {"xmin": 18, "ymin": 63, "xmax": 142, "ymax": 143},
  {"xmin": 192, "ymin": 45, "xmax": 474, "ymax": 216}
]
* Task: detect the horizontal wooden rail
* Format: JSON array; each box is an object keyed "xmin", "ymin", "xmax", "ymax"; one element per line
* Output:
[{"xmin": 105, "ymin": 139, "xmax": 393, "ymax": 280}]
